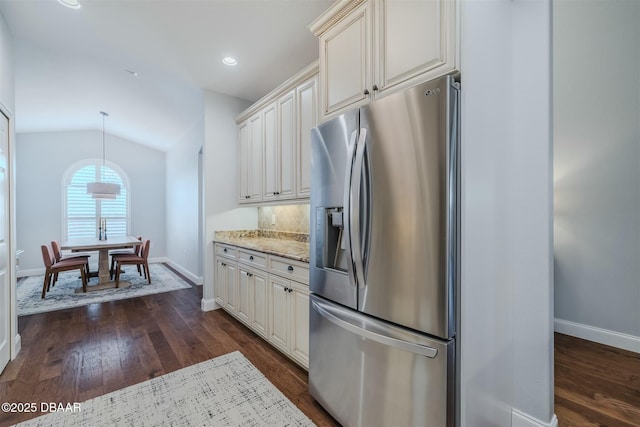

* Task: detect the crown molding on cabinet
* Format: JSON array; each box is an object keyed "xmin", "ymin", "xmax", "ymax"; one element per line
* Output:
[
  {"xmin": 235, "ymin": 60, "xmax": 319, "ymax": 124},
  {"xmin": 309, "ymin": 0, "xmax": 368, "ymax": 37}
]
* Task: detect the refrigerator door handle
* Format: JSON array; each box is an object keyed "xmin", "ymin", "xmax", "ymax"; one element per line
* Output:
[
  {"xmin": 350, "ymin": 128, "xmax": 367, "ymax": 289},
  {"xmin": 311, "ymin": 299, "xmax": 439, "ymax": 358},
  {"xmin": 343, "ymin": 130, "xmax": 358, "ymax": 290}
]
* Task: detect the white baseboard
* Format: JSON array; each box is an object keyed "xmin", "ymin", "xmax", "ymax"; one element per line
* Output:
[
  {"xmin": 201, "ymin": 298, "xmax": 221, "ymax": 312},
  {"xmin": 11, "ymin": 333, "xmax": 21, "ymax": 359},
  {"xmin": 165, "ymin": 259, "xmax": 203, "ymax": 285},
  {"xmin": 17, "ymin": 268, "xmax": 43, "ymax": 278},
  {"xmin": 554, "ymin": 318, "xmax": 640, "ymax": 353},
  {"xmin": 512, "ymin": 409, "xmax": 558, "ymax": 427},
  {"xmin": 18, "ymin": 258, "xmax": 172, "ymax": 278}
]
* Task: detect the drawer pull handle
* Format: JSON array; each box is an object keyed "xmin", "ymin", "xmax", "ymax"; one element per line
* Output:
[
  {"xmin": 249, "ymin": 255, "xmax": 254, "ymax": 261},
  {"xmin": 287, "ymin": 266, "xmax": 294, "ymax": 271}
]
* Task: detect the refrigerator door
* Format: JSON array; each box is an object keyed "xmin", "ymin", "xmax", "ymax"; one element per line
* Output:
[
  {"xmin": 309, "ymin": 294, "xmax": 455, "ymax": 427},
  {"xmin": 310, "ymin": 109, "xmax": 359, "ymax": 309},
  {"xmin": 355, "ymin": 75, "xmax": 459, "ymax": 339}
]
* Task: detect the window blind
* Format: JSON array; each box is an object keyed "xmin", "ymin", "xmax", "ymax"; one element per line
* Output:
[{"xmin": 65, "ymin": 164, "xmax": 128, "ymax": 240}]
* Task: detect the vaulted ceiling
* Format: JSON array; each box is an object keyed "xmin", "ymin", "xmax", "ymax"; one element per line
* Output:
[{"xmin": 0, "ymin": 0, "xmax": 332, "ymax": 151}]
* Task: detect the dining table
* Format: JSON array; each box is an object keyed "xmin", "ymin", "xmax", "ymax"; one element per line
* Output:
[{"xmin": 61, "ymin": 235, "xmax": 142, "ymax": 292}]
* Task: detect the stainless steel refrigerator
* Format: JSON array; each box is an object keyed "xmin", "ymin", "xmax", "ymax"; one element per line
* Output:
[{"xmin": 309, "ymin": 75, "xmax": 460, "ymax": 427}]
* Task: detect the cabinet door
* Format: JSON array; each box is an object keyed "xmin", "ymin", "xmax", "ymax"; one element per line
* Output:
[
  {"xmin": 262, "ymin": 102, "xmax": 278, "ymax": 201},
  {"xmin": 225, "ymin": 262, "xmax": 237, "ymax": 313},
  {"xmin": 289, "ymin": 282, "xmax": 310, "ymax": 368},
  {"xmin": 296, "ymin": 76, "xmax": 317, "ymax": 198},
  {"xmin": 319, "ymin": 0, "xmax": 372, "ymax": 118},
  {"xmin": 215, "ymin": 258, "xmax": 227, "ymax": 306},
  {"xmin": 250, "ymin": 269, "xmax": 268, "ymax": 339},
  {"xmin": 237, "ymin": 267, "xmax": 251, "ymax": 325},
  {"xmin": 268, "ymin": 276, "xmax": 290, "ymax": 353},
  {"xmin": 277, "ymin": 90, "xmax": 296, "ymax": 199},
  {"xmin": 237, "ymin": 121, "xmax": 249, "ymax": 204},
  {"xmin": 374, "ymin": 0, "xmax": 457, "ymax": 97},
  {"xmin": 248, "ymin": 113, "xmax": 263, "ymax": 202}
]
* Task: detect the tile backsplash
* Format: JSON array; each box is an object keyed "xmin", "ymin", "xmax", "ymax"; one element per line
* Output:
[{"xmin": 258, "ymin": 204, "xmax": 310, "ymax": 234}]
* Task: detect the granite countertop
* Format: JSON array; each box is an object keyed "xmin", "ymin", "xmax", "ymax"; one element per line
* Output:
[{"xmin": 214, "ymin": 230, "xmax": 310, "ymax": 263}]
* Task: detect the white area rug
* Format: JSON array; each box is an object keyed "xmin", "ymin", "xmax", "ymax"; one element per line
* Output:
[
  {"xmin": 15, "ymin": 351, "xmax": 315, "ymax": 427},
  {"xmin": 17, "ymin": 263, "xmax": 191, "ymax": 316}
]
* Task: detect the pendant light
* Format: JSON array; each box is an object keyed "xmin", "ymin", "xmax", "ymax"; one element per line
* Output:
[{"xmin": 87, "ymin": 111, "xmax": 121, "ymax": 199}]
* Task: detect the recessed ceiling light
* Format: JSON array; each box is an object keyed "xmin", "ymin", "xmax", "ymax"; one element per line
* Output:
[
  {"xmin": 125, "ymin": 69, "xmax": 138, "ymax": 77},
  {"xmin": 222, "ymin": 57, "xmax": 238, "ymax": 66},
  {"xmin": 57, "ymin": 0, "xmax": 81, "ymax": 9}
]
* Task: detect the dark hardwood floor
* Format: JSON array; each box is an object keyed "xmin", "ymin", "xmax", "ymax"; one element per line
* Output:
[
  {"xmin": 1, "ymin": 269, "xmax": 639, "ymax": 427},
  {"xmin": 0, "ymin": 266, "xmax": 338, "ymax": 427},
  {"xmin": 554, "ymin": 332, "xmax": 640, "ymax": 426}
]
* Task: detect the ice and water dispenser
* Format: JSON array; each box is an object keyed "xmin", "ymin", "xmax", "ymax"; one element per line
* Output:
[{"xmin": 315, "ymin": 207, "xmax": 348, "ymax": 272}]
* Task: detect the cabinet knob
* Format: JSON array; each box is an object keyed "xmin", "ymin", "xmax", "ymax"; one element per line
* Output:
[
  {"xmin": 287, "ymin": 265, "xmax": 294, "ymax": 271},
  {"xmin": 223, "ymin": 248, "xmax": 227, "ymax": 253},
  {"xmin": 283, "ymin": 287, "xmax": 288, "ymax": 292},
  {"xmin": 372, "ymin": 84, "xmax": 379, "ymax": 91},
  {"xmin": 288, "ymin": 288, "xmax": 293, "ymax": 293},
  {"xmin": 363, "ymin": 88, "xmax": 370, "ymax": 96},
  {"xmin": 273, "ymin": 192, "xmax": 276, "ymax": 195},
  {"xmin": 249, "ymin": 255, "xmax": 254, "ymax": 261}
]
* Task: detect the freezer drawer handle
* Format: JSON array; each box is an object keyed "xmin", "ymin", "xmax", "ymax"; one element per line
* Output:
[{"xmin": 312, "ymin": 300, "xmax": 438, "ymax": 358}]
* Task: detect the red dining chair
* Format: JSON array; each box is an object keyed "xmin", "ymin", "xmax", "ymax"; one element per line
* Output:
[
  {"xmin": 41, "ymin": 245, "xmax": 88, "ymax": 298},
  {"xmin": 51, "ymin": 240, "xmax": 91, "ymax": 283},
  {"xmin": 110, "ymin": 236, "xmax": 142, "ymax": 278},
  {"xmin": 114, "ymin": 240, "xmax": 151, "ymax": 288}
]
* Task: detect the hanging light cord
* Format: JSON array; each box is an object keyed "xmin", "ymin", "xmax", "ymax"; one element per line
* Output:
[{"xmin": 100, "ymin": 111, "xmax": 108, "ymax": 181}]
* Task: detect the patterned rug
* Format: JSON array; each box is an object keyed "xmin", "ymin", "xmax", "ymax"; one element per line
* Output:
[
  {"xmin": 15, "ymin": 351, "xmax": 315, "ymax": 427},
  {"xmin": 17, "ymin": 263, "xmax": 192, "ymax": 316}
]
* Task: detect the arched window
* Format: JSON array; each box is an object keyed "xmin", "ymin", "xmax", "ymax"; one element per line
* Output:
[{"xmin": 63, "ymin": 160, "xmax": 130, "ymax": 240}]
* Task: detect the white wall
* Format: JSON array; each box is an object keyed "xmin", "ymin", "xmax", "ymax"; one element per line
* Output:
[
  {"xmin": 166, "ymin": 118, "xmax": 204, "ymax": 284},
  {"xmin": 201, "ymin": 90, "xmax": 256, "ymax": 308},
  {"xmin": 554, "ymin": 0, "xmax": 640, "ymax": 351},
  {"xmin": 460, "ymin": 0, "xmax": 554, "ymax": 426},
  {"xmin": 16, "ymin": 130, "xmax": 167, "ymax": 272}
]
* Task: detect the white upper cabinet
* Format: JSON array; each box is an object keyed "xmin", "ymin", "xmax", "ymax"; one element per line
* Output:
[
  {"xmin": 236, "ymin": 62, "xmax": 318, "ymax": 205},
  {"xmin": 310, "ymin": 0, "xmax": 459, "ymax": 121},
  {"xmin": 296, "ymin": 76, "xmax": 317, "ymax": 198},
  {"xmin": 262, "ymin": 102, "xmax": 278, "ymax": 201},
  {"xmin": 237, "ymin": 121, "xmax": 249, "ymax": 204},
  {"xmin": 320, "ymin": 0, "xmax": 372, "ymax": 117}
]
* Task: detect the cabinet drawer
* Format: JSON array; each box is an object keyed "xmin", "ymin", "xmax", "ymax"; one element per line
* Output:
[
  {"xmin": 269, "ymin": 256, "xmax": 309, "ymax": 284},
  {"xmin": 215, "ymin": 243, "xmax": 237, "ymax": 259},
  {"xmin": 238, "ymin": 249, "xmax": 267, "ymax": 269}
]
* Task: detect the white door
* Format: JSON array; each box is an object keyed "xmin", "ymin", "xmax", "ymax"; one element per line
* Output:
[
  {"xmin": 251, "ymin": 269, "xmax": 268, "ymax": 339},
  {"xmin": 237, "ymin": 121, "xmax": 249, "ymax": 203},
  {"xmin": 289, "ymin": 283, "xmax": 310, "ymax": 367},
  {"xmin": 225, "ymin": 262, "xmax": 237, "ymax": 313},
  {"xmin": 277, "ymin": 90, "xmax": 296, "ymax": 199},
  {"xmin": 248, "ymin": 113, "xmax": 263, "ymax": 202},
  {"xmin": 262, "ymin": 102, "xmax": 278, "ymax": 201},
  {"xmin": 215, "ymin": 258, "xmax": 227, "ymax": 306},
  {"xmin": 268, "ymin": 276, "xmax": 289, "ymax": 353},
  {"xmin": 296, "ymin": 76, "xmax": 317, "ymax": 198},
  {"xmin": 237, "ymin": 267, "xmax": 251, "ymax": 325},
  {"xmin": 0, "ymin": 112, "xmax": 10, "ymax": 373}
]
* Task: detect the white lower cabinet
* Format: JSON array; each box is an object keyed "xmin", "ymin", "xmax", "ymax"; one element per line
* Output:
[
  {"xmin": 250, "ymin": 269, "xmax": 268, "ymax": 339},
  {"xmin": 267, "ymin": 276, "xmax": 310, "ymax": 368},
  {"xmin": 214, "ymin": 243, "xmax": 309, "ymax": 369},
  {"xmin": 237, "ymin": 266, "xmax": 252, "ymax": 325},
  {"xmin": 268, "ymin": 276, "xmax": 290, "ymax": 353},
  {"xmin": 215, "ymin": 257, "xmax": 237, "ymax": 312}
]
